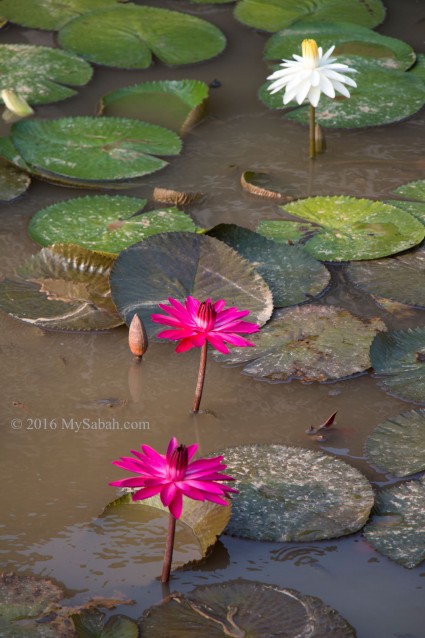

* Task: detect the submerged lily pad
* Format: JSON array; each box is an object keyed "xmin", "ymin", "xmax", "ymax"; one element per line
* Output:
[
  {"xmin": 365, "ymin": 410, "xmax": 425, "ymax": 477},
  {"xmin": 347, "ymin": 244, "xmax": 425, "ymax": 308},
  {"xmin": 139, "ymin": 579, "xmax": 357, "ymax": 637},
  {"xmin": 364, "ymin": 475, "xmax": 425, "ymax": 568},
  {"xmin": 58, "ymin": 5, "xmax": 226, "ymax": 69},
  {"xmin": 234, "ymin": 0, "xmax": 385, "ymax": 32},
  {"xmin": 216, "ymin": 445, "xmax": 374, "ymax": 541},
  {"xmin": 370, "ymin": 328, "xmax": 425, "ymax": 405},
  {"xmin": 0, "ymin": 158, "xmax": 30, "ymax": 201},
  {"xmin": 0, "ymin": 244, "xmax": 122, "ymax": 331},
  {"xmin": 0, "ymin": 44, "xmax": 93, "ymax": 105},
  {"xmin": 265, "ymin": 23, "xmax": 415, "ymax": 70},
  {"xmin": 110, "ymin": 232, "xmax": 273, "ymax": 336},
  {"xmin": 9, "ymin": 117, "xmax": 181, "ymax": 182},
  {"xmin": 261, "ymin": 196, "xmax": 424, "ymax": 261},
  {"xmin": 73, "ymin": 611, "xmax": 138, "ymax": 638},
  {"xmin": 28, "ymin": 196, "xmax": 198, "ymax": 254},
  {"xmin": 99, "ymin": 80, "xmax": 209, "ymax": 134},
  {"xmin": 241, "ymin": 170, "xmax": 297, "ymax": 201},
  {"xmin": 207, "ymin": 224, "xmax": 330, "ymax": 307},
  {"xmin": 216, "ymin": 304, "xmax": 385, "ymax": 382}
]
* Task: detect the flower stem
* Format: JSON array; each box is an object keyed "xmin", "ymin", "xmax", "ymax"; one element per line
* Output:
[
  {"xmin": 309, "ymin": 105, "xmax": 316, "ymax": 160},
  {"xmin": 161, "ymin": 513, "xmax": 176, "ymax": 583},
  {"xmin": 192, "ymin": 342, "xmax": 208, "ymax": 413}
]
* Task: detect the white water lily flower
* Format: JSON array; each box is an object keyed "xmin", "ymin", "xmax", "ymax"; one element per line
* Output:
[
  {"xmin": 267, "ymin": 39, "xmax": 357, "ymax": 108},
  {"xmin": 1, "ymin": 89, "xmax": 34, "ymax": 118}
]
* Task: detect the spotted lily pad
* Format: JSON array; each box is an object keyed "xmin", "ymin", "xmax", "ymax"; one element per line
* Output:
[
  {"xmin": 0, "ymin": 158, "xmax": 30, "ymax": 201},
  {"xmin": 0, "ymin": 44, "xmax": 93, "ymax": 105},
  {"xmin": 365, "ymin": 410, "xmax": 425, "ymax": 477},
  {"xmin": 99, "ymin": 80, "xmax": 209, "ymax": 134},
  {"xmin": 259, "ymin": 196, "xmax": 425, "ymax": 261},
  {"xmin": 207, "ymin": 224, "xmax": 330, "ymax": 307},
  {"xmin": 58, "ymin": 5, "xmax": 226, "ymax": 69},
  {"xmin": 265, "ymin": 23, "xmax": 415, "ymax": 70},
  {"xmin": 257, "ymin": 219, "xmax": 318, "ymax": 243},
  {"xmin": 9, "ymin": 117, "xmax": 181, "ymax": 182},
  {"xmin": 72, "ymin": 610, "xmax": 139, "ymax": 638},
  {"xmin": 384, "ymin": 200, "xmax": 425, "ymax": 225},
  {"xmin": 215, "ymin": 304, "xmax": 385, "ymax": 382},
  {"xmin": 392, "ymin": 179, "xmax": 425, "ymax": 203},
  {"xmin": 363, "ymin": 476, "xmax": 425, "ymax": 568},
  {"xmin": 370, "ymin": 328, "xmax": 425, "ymax": 405},
  {"xmin": 139, "ymin": 579, "xmax": 357, "ymax": 637},
  {"xmin": 28, "ymin": 196, "xmax": 198, "ymax": 254},
  {"xmin": 216, "ymin": 445, "xmax": 374, "ymax": 541},
  {"xmin": 410, "ymin": 53, "xmax": 425, "ymax": 82},
  {"xmin": 0, "ymin": 0, "xmax": 128, "ymax": 30},
  {"xmin": 234, "ymin": 0, "xmax": 385, "ymax": 32},
  {"xmin": 0, "ymin": 244, "xmax": 122, "ymax": 331},
  {"xmin": 110, "ymin": 232, "xmax": 273, "ymax": 336}
]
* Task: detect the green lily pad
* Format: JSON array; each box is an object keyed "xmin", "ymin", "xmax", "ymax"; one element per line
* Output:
[
  {"xmin": 347, "ymin": 244, "xmax": 425, "ymax": 308},
  {"xmin": 363, "ymin": 475, "xmax": 425, "ymax": 568},
  {"xmin": 216, "ymin": 445, "xmax": 374, "ymax": 541},
  {"xmin": 0, "ymin": 44, "xmax": 92, "ymax": 105},
  {"xmin": 392, "ymin": 179, "xmax": 425, "ymax": 203},
  {"xmin": 0, "ymin": 158, "xmax": 30, "ymax": 201},
  {"xmin": 215, "ymin": 304, "xmax": 385, "ymax": 382},
  {"xmin": 234, "ymin": 0, "xmax": 385, "ymax": 32},
  {"xmin": 110, "ymin": 232, "xmax": 273, "ymax": 336},
  {"xmin": 99, "ymin": 80, "xmax": 209, "ymax": 134},
  {"xmin": 265, "ymin": 23, "xmax": 415, "ymax": 70},
  {"xmin": 384, "ymin": 200, "xmax": 425, "ymax": 225},
  {"xmin": 28, "ymin": 195, "xmax": 198, "ymax": 254},
  {"xmin": 0, "ymin": 0, "xmax": 128, "ymax": 30},
  {"xmin": 0, "ymin": 244, "xmax": 123, "ymax": 331},
  {"xmin": 370, "ymin": 328, "xmax": 425, "ymax": 405},
  {"xmin": 139, "ymin": 579, "xmax": 357, "ymax": 637},
  {"xmin": 267, "ymin": 196, "xmax": 425, "ymax": 261},
  {"xmin": 365, "ymin": 410, "xmax": 425, "ymax": 477},
  {"xmin": 58, "ymin": 5, "xmax": 226, "ymax": 69},
  {"xmin": 72, "ymin": 610, "xmax": 139, "ymax": 638},
  {"xmin": 9, "ymin": 117, "xmax": 181, "ymax": 182},
  {"xmin": 257, "ymin": 219, "xmax": 318, "ymax": 243},
  {"xmin": 410, "ymin": 53, "xmax": 425, "ymax": 82},
  {"xmin": 207, "ymin": 224, "xmax": 330, "ymax": 307}
]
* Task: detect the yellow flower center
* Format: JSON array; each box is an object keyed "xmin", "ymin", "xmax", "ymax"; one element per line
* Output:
[{"xmin": 301, "ymin": 39, "xmax": 319, "ymax": 68}]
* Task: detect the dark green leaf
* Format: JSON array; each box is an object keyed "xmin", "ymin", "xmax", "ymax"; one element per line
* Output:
[{"xmin": 0, "ymin": 158, "xmax": 30, "ymax": 201}]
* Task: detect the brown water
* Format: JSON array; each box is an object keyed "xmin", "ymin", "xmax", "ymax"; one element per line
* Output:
[{"xmin": 1, "ymin": 1, "xmax": 425, "ymax": 636}]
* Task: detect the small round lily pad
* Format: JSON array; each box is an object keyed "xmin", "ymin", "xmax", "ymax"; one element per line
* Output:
[{"xmin": 216, "ymin": 445, "xmax": 374, "ymax": 542}]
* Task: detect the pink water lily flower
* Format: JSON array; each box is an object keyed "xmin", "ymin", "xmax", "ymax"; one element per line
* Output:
[
  {"xmin": 110, "ymin": 437, "xmax": 238, "ymax": 519},
  {"xmin": 151, "ymin": 296, "xmax": 260, "ymax": 354}
]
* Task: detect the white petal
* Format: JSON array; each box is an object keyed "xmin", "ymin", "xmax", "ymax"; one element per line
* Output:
[
  {"xmin": 331, "ymin": 80, "xmax": 351, "ymax": 98},
  {"xmin": 322, "ymin": 69, "xmax": 357, "ymax": 86},
  {"xmin": 320, "ymin": 45, "xmax": 336, "ymax": 64},
  {"xmin": 295, "ymin": 79, "xmax": 314, "ymax": 105},
  {"xmin": 319, "ymin": 74, "xmax": 335, "ymax": 98},
  {"xmin": 308, "ymin": 85, "xmax": 322, "ymax": 107},
  {"xmin": 310, "ymin": 69, "xmax": 321, "ymax": 87},
  {"xmin": 283, "ymin": 85, "xmax": 303, "ymax": 104}
]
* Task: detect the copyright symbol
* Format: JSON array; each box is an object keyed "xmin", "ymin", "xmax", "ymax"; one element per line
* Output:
[{"xmin": 11, "ymin": 418, "xmax": 22, "ymax": 429}]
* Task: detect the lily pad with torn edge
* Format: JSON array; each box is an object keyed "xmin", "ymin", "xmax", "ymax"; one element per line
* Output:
[
  {"xmin": 139, "ymin": 579, "xmax": 357, "ymax": 637},
  {"xmin": 215, "ymin": 304, "xmax": 385, "ymax": 383},
  {"xmin": 0, "ymin": 158, "xmax": 30, "ymax": 201},
  {"xmin": 214, "ymin": 445, "xmax": 374, "ymax": 542},
  {"xmin": 370, "ymin": 328, "xmax": 425, "ymax": 405},
  {"xmin": 0, "ymin": 244, "xmax": 122, "ymax": 331},
  {"xmin": 241, "ymin": 170, "xmax": 297, "ymax": 201},
  {"xmin": 207, "ymin": 224, "xmax": 330, "ymax": 308},
  {"xmin": 28, "ymin": 195, "xmax": 199, "ymax": 254},
  {"xmin": 110, "ymin": 232, "xmax": 273, "ymax": 337},
  {"xmin": 363, "ymin": 475, "xmax": 425, "ymax": 568},
  {"xmin": 365, "ymin": 409, "xmax": 425, "ymax": 478},
  {"xmin": 99, "ymin": 80, "xmax": 209, "ymax": 135}
]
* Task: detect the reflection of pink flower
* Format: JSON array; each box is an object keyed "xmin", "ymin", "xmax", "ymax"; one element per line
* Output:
[
  {"xmin": 110, "ymin": 437, "xmax": 237, "ymax": 519},
  {"xmin": 151, "ymin": 296, "xmax": 259, "ymax": 354}
]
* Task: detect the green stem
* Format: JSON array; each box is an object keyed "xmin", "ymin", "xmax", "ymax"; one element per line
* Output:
[
  {"xmin": 309, "ymin": 104, "xmax": 316, "ymax": 160},
  {"xmin": 161, "ymin": 513, "xmax": 176, "ymax": 583},
  {"xmin": 192, "ymin": 342, "xmax": 208, "ymax": 413}
]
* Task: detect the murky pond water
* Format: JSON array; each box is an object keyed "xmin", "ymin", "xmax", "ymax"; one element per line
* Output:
[{"xmin": 1, "ymin": 1, "xmax": 424, "ymax": 636}]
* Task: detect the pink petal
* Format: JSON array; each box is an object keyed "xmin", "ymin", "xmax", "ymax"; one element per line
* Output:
[
  {"xmin": 166, "ymin": 437, "xmax": 178, "ymax": 461},
  {"xmin": 160, "ymin": 482, "xmax": 177, "ymax": 507},
  {"xmin": 204, "ymin": 493, "xmax": 231, "ymax": 506},
  {"xmin": 175, "ymin": 338, "xmax": 197, "ymax": 353},
  {"xmin": 169, "ymin": 491, "xmax": 183, "ymax": 519},
  {"xmin": 187, "ymin": 443, "xmax": 198, "ymax": 461},
  {"xmin": 206, "ymin": 334, "xmax": 230, "ymax": 354},
  {"xmin": 132, "ymin": 484, "xmax": 164, "ymax": 501},
  {"xmin": 184, "ymin": 479, "xmax": 231, "ymax": 495},
  {"xmin": 185, "ymin": 296, "xmax": 199, "ymax": 317},
  {"xmin": 151, "ymin": 314, "xmax": 186, "ymax": 328},
  {"xmin": 221, "ymin": 334, "xmax": 256, "ymax": 348},
  {"xmin": 191, "ymin": 333, "xmax": 207, "ymax": 347},
  {"xmin": 156, "ymin": 328, "xmax": 197, "ymax": 340},
  {"xmin": 109, "ymin": 477, "xmax": 147, "ymax": 488},
  {"xmin": 177, "ymin": 483, "xmax": 207, "ymax": 501},
  {"xmin": 214, "ymin": 299, "xmax": 226, "ymax": 312},
  {"xmin": 141, "ymin": 444, "xmax": 166, "ymax": 467}
]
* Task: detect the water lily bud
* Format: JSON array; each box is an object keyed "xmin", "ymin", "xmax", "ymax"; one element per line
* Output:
[
  {"xmin": 128, "ymin": 314, "xmax": 148, "ymax": 358},
  {"xmin": 315, "ymin": 123, "xmax": 326, "ymax": 153},
  {"xmin": 1, "ymin": 89, "xmax": 34, "ymax": 118}
]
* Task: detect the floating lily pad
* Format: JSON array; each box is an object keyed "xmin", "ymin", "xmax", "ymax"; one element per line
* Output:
[
  {"xmin": 207, "ymin": 224, "xmax": 330, "ymax": 307},
  {"xmin": 0, "ymin": 44, "xmax": 93, "ymax": 105},
  {"xmin": 104, "ymin": 492, "xmax": 231, "ymax": 558},
  {"xmin": 58, "ymin": 5, "xmax": 226, "ymax": 69},
  {"xmin": 0, "ymin": 158, "xmax": 30, "ymax": 201},
  {"xmin": 139, "ymin": 579, "xmax": 357, "ymax": 637},
  {"xmin": 410, "ymin": 53, "xmax": 425, "ymax": 82},
  {"xmin": 9, "ymin": 117, "xmax": 181, "ymax": 182},
  {"xmin": 215, "ymin": 304, "xmax": 385, "ymax": 382},
  {"xmin": 384, "ymin": 200, "xmax": 425, "ymax": 225},
  {"xmin": 264, "ymin": 196, "xmax": 425, "ymax": 261},
  {"xmin": 370, "ymin": 328, "xmax": 425, "ymax": 405},
  {"xmin": 365, "ymin": 410, "xmax": 425, "ymax": 477},
  {"xmin": 0, "ymin": 0, "xmax": 128, "ymax": 30},
  {"xmin": 110, "ymin": 232, "xmax": 273, "ymax": 336},
  {"xmin": 234, "ymin": 0, "xmax": 385, "ymax": 32},
  {"xmin": 0, "ymin": 244, "xmax": 122, "ymax": 331},
  {"xmin": 215, "ymin": 445, "xmax": 374, "ymax": 541},
  {"xmin": 28, "ymin": 196, "xmax": 198, "ymax": 254},
  {"xmin": 152, "ymin": 187, "xmax": 205, "ymax": 206},
  {"xmin": 99, "ymin": 80, "xmax": 209, "ymax": 134},
  {"xmin": 241, "ymin": 170, "xmax": 297, "ymax": 201},
  {"xmin": 392, "ymin": 179, "xmax": 425, "ymax": 203},
  {"xmin": 364, "ymin": 475, "xmax": 425, "ymax": 568},
  {"xmin": 72, "ymin": 610, "xmax": 139, "ymax": 638},
  {"xmin": 265, "ymin": 23, "xmax": 415, "ymax": 70},
  {"xmin": 347, "ymin": 244, "xmax": 425, "ymax": 308},
  {"xmin": 257, "ymin": 219, "xmax": 318, "ymax": 243}
]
